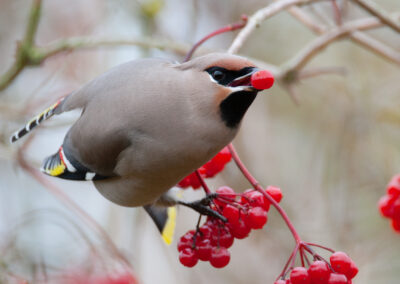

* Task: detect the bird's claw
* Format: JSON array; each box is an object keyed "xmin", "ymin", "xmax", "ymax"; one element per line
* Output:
[{"xmin": 178, "ymin": 193, "xmax": 227, "ymax": 222}]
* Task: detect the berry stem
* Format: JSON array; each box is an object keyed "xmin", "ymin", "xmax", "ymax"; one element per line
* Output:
[
  {"xmin": 306, "ymin": 242, "xmax": 335, "ymax": 253},
  {"xmin": 299, "ymin": 246, "xmax": 305, "ymax": 267},
  {"xmin": 195, "ymin": 169, "xmax": 211, "ymax": 195},
  {"xmin": 278, "ymin": 243, "xmax": 300, "ymax": 279},
  {"xmin": 227, "ymin": 143, "xmax": 302, "ymax": 244},
  {"xmin": 183, "ymin": 15, "xmax": 248, "ymax": 62}
]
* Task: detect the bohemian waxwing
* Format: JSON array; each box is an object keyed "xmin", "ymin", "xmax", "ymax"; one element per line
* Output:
[{"xmin": 11, "ymin": 52, "xmax": 274, "ymax": 244}]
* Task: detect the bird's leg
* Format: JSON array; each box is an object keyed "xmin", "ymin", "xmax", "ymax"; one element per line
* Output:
[{"xmin": 178, "ymin": 193, "xmax": 227, "ymax": 222}]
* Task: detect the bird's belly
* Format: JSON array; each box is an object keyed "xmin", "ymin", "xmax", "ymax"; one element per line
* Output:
[{"xmin": 93, "ymin": 175, "xmax": 173, "ymax": 207}]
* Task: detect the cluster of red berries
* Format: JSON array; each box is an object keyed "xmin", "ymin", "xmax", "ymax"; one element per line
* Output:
[
  {"xmin": 275, "ymin": 252, "xmax": 358, "ymax": 284},
  {"xmin": 178, "ymin": 185, "xmax": 283, "ymax": 268},
  {"xmin": 378, "ymin": 174, "xmax": 400, "ymax": 232},
  {"xmin": 177, "ymin": 147, "xmax": 232, "ymax": 189}
]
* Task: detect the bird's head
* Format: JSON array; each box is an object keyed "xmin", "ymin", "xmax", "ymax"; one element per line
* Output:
[{"xmin": 177, "ymin": 53, "xmax": 274, "ymax": 128}]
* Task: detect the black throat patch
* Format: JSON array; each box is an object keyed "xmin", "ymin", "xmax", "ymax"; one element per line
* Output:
[{"xmin": 219, "ymin": 91, "xmax": 257, "ymax": 128}]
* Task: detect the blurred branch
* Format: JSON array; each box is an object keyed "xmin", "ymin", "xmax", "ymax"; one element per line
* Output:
[
  {"xmin": 228, "ymin": 0, "xmax": 321, "ymax": 54},
  {"xmin": 296, "ymin": 66, "xmax": 347, "ymax": 79},
  {"xmin": 41, "ymin": 37, "xmax": 189, "ymax": 59},
  {"xmin": 352, "ymin": 0, "xmax": 400, "ymax": 33},
  {"xmin": 0, "ymin": 0, "xmax": 190, "ymax": 92},
  {"xmin": 280, "ymin": 17, "xmax": 400, "ymax": 79},
  {"xmin": 287, "ymin": 6, "xmax": 326, "ymax": 33},
  {"xmin": 288, "ymin": 7, "xmax": 400, "ymax": 65},
  {"xmin": 0, "ymin": 0, "xmax": 42, "ymax": 92}
]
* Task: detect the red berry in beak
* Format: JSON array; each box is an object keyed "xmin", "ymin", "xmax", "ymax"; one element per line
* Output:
[{"xmin": 251, "ymin": 70, "xmax": 274, "ymax": 90}]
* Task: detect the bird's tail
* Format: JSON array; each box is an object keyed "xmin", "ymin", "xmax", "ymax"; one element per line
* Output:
[
  {"xmin": 144, "ymin": 205, "xmax": 177, "ymax": 245},
  {"xmin": 10, "ymin": 97, "xmax": 65, "ymax": 143}
]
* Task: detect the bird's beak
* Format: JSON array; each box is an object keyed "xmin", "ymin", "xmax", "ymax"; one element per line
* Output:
[
  {"xmin": 228, "ymin": 68, "xmax": 259, "ymax": 92},
  {"xmin": 228, "ymin": 68, "xmax": 274, "ymax": 92}
]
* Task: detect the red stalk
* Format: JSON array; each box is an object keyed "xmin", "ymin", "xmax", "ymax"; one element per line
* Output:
[{"xmin": 183, "ymin": 15, "xmax": 248, "ymax": 62}]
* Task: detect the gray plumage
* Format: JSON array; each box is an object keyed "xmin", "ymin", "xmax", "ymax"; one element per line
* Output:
[{"xmin": 12, "ymin": 53, "xmax": 262, "ymax": 208}]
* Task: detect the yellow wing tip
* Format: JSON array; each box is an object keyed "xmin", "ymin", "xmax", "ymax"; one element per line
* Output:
[
  {"xmin": 161, "ymin": 206, "xmax": 177, "ymax": 245},
  {"xmin": 48, "ymin": 164, "xmax": 66, "ymax": 176}
]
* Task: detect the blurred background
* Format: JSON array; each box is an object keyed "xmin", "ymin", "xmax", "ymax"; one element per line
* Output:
[{"xmin": 0, "ymin": 0, "xmax": 399, "ymax": 283}]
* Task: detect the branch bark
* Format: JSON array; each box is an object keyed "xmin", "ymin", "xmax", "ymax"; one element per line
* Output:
[
  {"xmin": 228, "ymin": 0, "xmax": 321, "ymax": 54},
  {"xmin": 352, "ymin": 0, "xmax": 400, "ymax": 33}
]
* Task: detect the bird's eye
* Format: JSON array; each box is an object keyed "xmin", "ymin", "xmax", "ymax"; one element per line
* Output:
[{"xmin": 212, "ymin": 70, "xmax": 225, "ymax": 82}]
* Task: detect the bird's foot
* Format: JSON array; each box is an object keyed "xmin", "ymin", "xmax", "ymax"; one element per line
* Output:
[{"xmin": 178, "ymin": 193, "xmax": 227, "ymax": 222}]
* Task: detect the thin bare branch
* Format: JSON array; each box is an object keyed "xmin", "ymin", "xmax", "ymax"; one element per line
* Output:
[
  {"xmin": 287, "ymin": 6, "xmax": 327, "ymax": 33},
  {"xmin": 281, "ymin": 17, "xmax": 399, "ymax": 76},
  {"xmin": 350, "ymin": 32, "xmax": 400, "ymax": 64},
  {"xmin": 297, "ymin": 66, "xmax": 347, "ymax": 79},
  {"xmin": 228, "ymin": 0, "xmax": 321, "ymax": 54},
  {"xmin": 288, "ymin": 7, "xmax": 400, "ymax": 64},
  {"xmin": 352, "ymin": 0, "xmax": 400, "ymax": 33}
]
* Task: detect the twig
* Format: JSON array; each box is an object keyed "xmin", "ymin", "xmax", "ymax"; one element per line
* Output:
[
  {"xmin": 297, "ymin": 66, "xmax": 347, "ymax": 79},
  {"xmin": 286, "ymin": 6, "xmax": 327, "ymax": 33},
  {"xmin": 352, "ymin": 0, "xmax": 400, "ymax": 33},
  {"xmin": 280, "ymin": 17, "xmax": 394, "ymax": 78},
  {"xmin": 227, "ymin": 144, "xmax": 302, "ymax": 244},
  {"xmin": 41, "ymin": 37, "xmax": 189, "ymax": 59},
  {"xmin": 228, "ymin": 0, "xmax": 321, "ymax": 54},
  {"xmin": 0, "ymin": 0, "xmax": 42, "ymax": 91},
  {"xmin": 0, "ymin": 0, "xmax": 190, "ymax": 92},
  {"xmin": 184, "ymin": 15, "xmax": 248, "ymax": 62},
  {"xmin": 288, "ymin": 7, "xmax": 400, "ymax": 64},
  {"xmin": 331, "ymin": 0, "xmax": 342, "ymax": 25}
]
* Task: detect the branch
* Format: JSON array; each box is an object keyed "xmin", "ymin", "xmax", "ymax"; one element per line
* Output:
[
  {"xmin": 352, "ymin": 0, "xmax": 400, "ymax": 33},
  {"xmin": 279, "ymin": 17, "xmax": 397, "ymax": 79},
  {"xmin": 228, "ymin": 0, "xmax": 321, "ymax": 54},
  {"xmin": 40, "ymin": 37, "xmax": 190, "ymax": 59},
  {"xmin": 0, "ymin": 0, "xmax": 190, "ymax": 92},
  {"xmin": 288, "ymin": 6, "xmax": 400, "ymax": 65},
  {"xmin": 0, "ymin": 0, "xmax": 42, "ymax": 91}
]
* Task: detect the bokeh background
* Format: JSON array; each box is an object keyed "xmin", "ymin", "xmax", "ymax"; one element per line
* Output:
[{"xmin": 1, "ymin": 0, "xmax": 400, "ymax": 283}]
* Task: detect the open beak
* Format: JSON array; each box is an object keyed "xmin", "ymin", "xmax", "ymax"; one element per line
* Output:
[
  {"xmin": 228, "ymin": 68, "xmax": 259, "ymax": 91},
  {"xmin": 228, "ymin": 68, "xmax": 274, "ymax": 91}
]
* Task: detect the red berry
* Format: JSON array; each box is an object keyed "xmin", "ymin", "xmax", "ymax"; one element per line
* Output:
[
  {"xmin": 344, "ymin": 260, "xmax": 358, "ymax": 280},
  {"xmin": 251, "ymin": 70, "xmax": 274, "ymax": 90},
  {"xmin": 178, "ymin": 230, "xmax": 195, "ymax": 252},
  {"xmin": 223, "ymin": 205, "xmax": 240, "ymax": 224},
  {"xmin": 387, "ymin": 174, "xmax": 400, "ymax": 197},
  {"xmin": 266, "ymin": 186, "xmax": 283, "ymax": 203},
  {"xmin": 245, "ymin": 207, "xmax": 268, "ymax": 229},
  {"xmin": 215, "ymin": 186, "xmax": 236, "ymax": 207},
  {"xmin": 179, "ymin": 248, "xmax": 198, "ymax": 267},
  {"xmin": 378, "ymin": 194, "xmax": 396, "ymax": 218},
  {"xmin": 327, "ymin": 273, "xmax": 348, "ymax": 284},
  {"xmin": 210, "ymin": 247, "xmax": 230, "ymax": 268},
  {"xmin": 242, "ymin": 191, "xmax": 266, "ymax": 209},
  {"xmin": 290, "ymin": 267, "xmax": 311, "ymax": 284},
  {"xmin": 393, "ymin": 198, "xmax": 400, "ymax": 220},
  {"xmin": 196, "ymin": 239, "xmax": 212, "ymax": 261},
  {"xmin": 203, "ymin": 147, "xmax": 232, "ymax": 178},
  {"xmin": 199, "ymin": 225, "xmax": 212, "ymax": 240},
  {"xmin": 218, "ymin": 228, "xmax": 234, "ymax": 248},
  {"xmin": 229, "ymin": 219, "xmax": 251, "ymax": 239},
  {"xmin": 330, "ymin": 252, "xmax": 352, "ymax": 274},
  {"xmin": 391, "ymin": 218, "xmax": 400, "ymax": 232},
  {"xmin": 308, "ymin": 260, "xmax": 331, "ymax": 283}
]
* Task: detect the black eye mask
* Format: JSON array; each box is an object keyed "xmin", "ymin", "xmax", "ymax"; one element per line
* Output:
[{"xmin": 205, "ymin": 67, "xmax": 255, "ymax": 86}]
